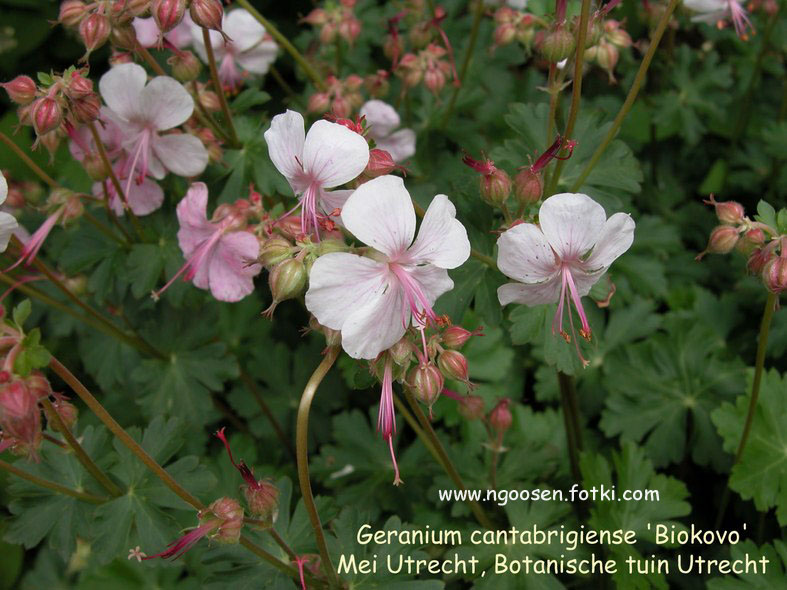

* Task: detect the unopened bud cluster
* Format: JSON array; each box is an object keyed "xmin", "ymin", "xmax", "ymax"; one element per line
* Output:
[
  {"xmin": 302, "ymin": 0, "xmax": 362, "ymax": 46},
  {"xmin": 492, "ymin": 7, "xmax": 539, "ymax": 50},
  {"xmin": 396, "ymin": 43, "xmax": 454, "ymax": 95},
  {"xmin": 308, "ymin": 75, "xmax": 364, "ymax": 118},
  {"xmin": 698, "ymin": 196, "xmax": 787, "ymax": 294},
  {"xmin": 584, "ymin": 20, "xmax": 632, "ymax": 83}
]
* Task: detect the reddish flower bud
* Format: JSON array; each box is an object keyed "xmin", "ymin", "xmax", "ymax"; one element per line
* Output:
[
  {"xmin": 0, "ymin": 381, "xmax": 41, "ymax": 453},
  {"xmin": 338, "ymin": 16, "xmax": 361, "ymax": 44},
  {"xmin": 489, "ymin": 398, "xmax": 512, "ymax": 434},
  {"xmin": 168, "ymin": 50, "xmax": 202, "ymax": 82},
  {"xmin": 458, "ymin": 394, "xmax": 485, "ymax": 420},
  {"xmin": 747, "ymin": 246, "xmax": 774, "ymax": 275},
  {"xmin": 25, "ymin": 372, "xmax": 52, "ymax": 399},
  {"xmin": 198, "ymin": 88, "xmax": 221, "ymax": 112},
  {"xmin": 71, "ymin": 94, "xmax": 101, "ymax": 123},
  {"xmin": 407, "ymin": 363, "xmax": 444, "ymax": 407},
  {"xmin": 442, "ymin": 326, "xmax": 478, "ymax": 349},
  {"xmin": 244, "ymin": 479, "xmax": 279, "ymax": 523},
  {"xmin": 110, "ymin": 24, "xmax": 139, "ymax": 51},
  {"xmin": 190, "ymin": 0, "xmax": 224, "ymax": 32},
  {"xmin": 514, "ymin": 168, "xmax": 543, "ymax": 205},
  {"xmin": 65, "ymin": 72, "xmax": 93, "ymax": 100},
  {"xmin": 259, "ymin": 236, "xmax": 292, "ymax": 268},
  {"xmin": 59, "ymin": 0, "xmax": 89, "ymax": 27},
  {"xmin": 83, "ymin": 151, "xmax": 109, "ymax": 180},
  {"xmin": 79, "ymin": 13, "xmax": 112, "ymax": 52},
  {"xmin": 736, "ymin": 227, "xmax": 765, "ymax": 255},
  {"xmin": 494, "ymin": 22, "xmax": 517, "ymax": 47},
  {"xmin": 389, "ymin": 337, "xmax": 413, "ymax": 366},
  {"xmin": 153, "ymin": 0, "xmax": 187, "ymax": 34},
  {"xmin": 364, "ymin": 70, "xmax": 390, "ymax": 98},
  {"xmin": 539, "ymin": 28, "xmax": 576, "ymax": 63},
  {"xmin": 302, "ymin": 8, "xmax": 329, "ymax": 26},
  {"xmin": 704, "ymin": 195, "xmax": 745, "ymax": 225},
  {"xmin": 763, "ymin": 255, "xmax": 787, "ymax": 294},
  {"xmin": 480, "ymin": 168, "xmax": 512, "ymax": 206},
  {"xmin": 30, "ymin": 97, "xmax": 63, "ymax": 136},
  {"xmin": 201, "ymin": 497, "xmax": 243, "ymax": 544},
  {"xmin": 365, "ymin": 149, "xmax": 397, "ymax": 178},
  {"xmin": 263, "ymin": 259, "xmax": 306, "ymax": 317},
  {"xmin": 424, "ymin": 67, "xmax": 446, "ymax": 95},
  {"xmin": 437, "ymin": 349, "xmax": 469, "ymax": 382},
  {"xmin": 697, "ymin": 225, "xmax": 739, "ymax": 260},
  {"xmin": 45, "ymin": 399, "xmax": 79, "ymax": 430},
  {"xmin": 596, "ymin": 42, "xmax": 619, "ymax": 77},
  {"xmin": 1, "ymin": 76, "xmax": 37, "ymax": 105},
  {"xmin": 307, "ymin": 92, "xmax": 331, "ymax": 115}
]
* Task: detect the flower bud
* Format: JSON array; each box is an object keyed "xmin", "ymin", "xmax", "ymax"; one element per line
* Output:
[
  {"xmin": 442, "ymin": 326, "xmax": 474, "ymax": 349},
  {"xmin": 389, "ymin": 337, "xmax": 413, "ymax": 366},
  {"xmin": 736, "ymin": 228, "xmax": 765, "ymax": 255},
  {"xmin": 153, "ymin": 0, "xmax": 187, "ymax": 34},
  {"xmin": 79, "ymin": 13, "xmax": 112, "ymax": 52},
  {"xmin": 365, "ymin": 149, "xmax": 397, "ymax": 178},
  {"xmin": 198, "ymin": 88, "xmax": 221, "ymax": 112},
  {"xmin": 169, "ymin": 50, "xmax": 202, "ymax": 82},
  {"xmin": 763, "ymin": 256, "xmax": 787, "ymax": 294},
  {"xmin": 331, "ymin": 96, "xmax": 351, "ymax": 118},
  {"xmin": 424, "ymin": 67, "xmax": 446, "ymax": 95},
  {"xmin": 407, "ymin": 363, "xmax": 444, "ymax": 407},
  {"xmin": 319, "ymin": 21, "xmax": 338, "ymax": 44},
  {"xmin": 596, "ymin": 42, "xmax": 619, "ymax": 76},
  {"xmin": 338, "ymin": 16, "xmax": 361, "ymax": 44},
  {"xmin": 437, "ymin": 350, "xmax": 469, "ymax": 382},
  {"xmin": 25, "ymin": 372, "xmax": 52, "ymax": 399},
  {"xmin": 307, "ymin": 92, "xmax": 331, "ymax": 115},
  {"xmin": 480, "ymin": 168, "xmax": 511, "ymax": 206},
  {"xmin": 31, "ymin": 97, "xmax": 63, "ymax": 136},
  {"xmin": 0, "ymin": 381, "xmax": 41, "ymax": 449},
  {"xmin": 364, "ymin": 70, "xmax": 390, "ymax": 98},
  {"xmin": 539, "ymin": 28, "xmax": 576, "ymax": 63},
  {"xmin": 65, "ymin": 72, "xmax": 94, "ymax": 100},
  {"xmin": 747, "ymin": 246, "xmax": 773, "ymax": 275},
  {"xmin": 302, "ymin": 8, "xmax": 329, "ymax": 26},
  {"xmin": 202, "ymin": 497, "xmax": 243, "ymax": 544},
  {"xmin": 244, "ymin": 480, "xmax": 279, "ymax": 523},
  {"xmin": 264, "ymin": 259, "xmax": 306, "ymax": 317},
  {"xmin": 458, "ymin": 394, "xmax": 484, "ymax": 420},
  {"xmin": 1, "ymin": 76, "xmax": 37, "ymax": 105},
  {"xmin": 59, "ymin": 0, "xmax": 89, "ymax": 27},
  {"xmin": 494, "ymin": 23, "xmax": 517, "ymax": 47},
  {"xmin": 514, "ymin": 168, "xmax": 542, "ymax": 205},
  {"xmin": 110, "ymin": 24, "xmax": 139, "ymax": 51},
  {"xmin": 71, "ymin": 94, "xmax": 101, "ymax": 123},
  {"xmin": 344, "ymin": 74, "xmax": 363, "ymax": 92},
  {"xmin": 702, "ymin": 225, "xmax": 739, "ymax": 257},
  {"xmin": 706, "ymin": 197, "xmax": 745, "ymax": 225},
  {"xmin": 488, "ymin": 398, "xmax": 512, "ymax": 434},
  {"xmin": 190, "ymin": 0, "xmax": 224, "ymax": 32},
  {"xmin": 46, "ymin": 399, "xmax": 79, "ymax": 430},
  {"xmin": 83, "ymin": 151, "xmax": 109, "ymax": 180},
  {"xmin": 259, "ymin": 236, "xmax": 292, "ymax": 268}
]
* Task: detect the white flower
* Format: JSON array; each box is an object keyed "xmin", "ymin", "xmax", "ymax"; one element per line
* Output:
[
  {"xmin": 683, "ymin": 0, "xmax": 752, "ymax": 38},
  {"xmin": 191, "ymin": 9, "xmax": 277, "ymax": 91},
  {"xmin": 0, "ymin": 172, "xmax": 18, "ymax": 252},
  {"xmin": 496, "ymin": 193, "xmax": 634, "ymax": 365},
  {"xmin": 99, "ymin": 63, "xmax": 208, "ymax": 197},
  {"xmin": 264, "ymin": 109, "xmax": 369, "ymax": 237},
  {"xmin": 359, "ymin": 100, "xmax": 416, "ymax": 163},
  {"xmin": 306, "ymin": 175, "xmax": 470, "ymax": 359}
]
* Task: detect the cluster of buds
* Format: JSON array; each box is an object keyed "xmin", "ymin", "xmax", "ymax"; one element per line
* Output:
[
  {"xmin": 697, "ymin": 196, "xmax": 786, "ymax": 294},
  {"xmin": 302, "ymin": 0, "xmax": 362, "ymax": 46},
  {"xmin": 584, "ymin": 20, "xmax": 632, "ymax": 83},
  {"xmin": 58, "ymin": 0, "xmax": 150, "ymax": 55},
  {"xmin": 308, "ymin": 75, "xmax": 363, "ymax": 118},
  {"xmin": 397, "ymin": 43, "xmax": 455, "ymax": 95},
  {"xmin": 0, "ymin": 172, "xmax": 43, "ymax": 210},
  {"xmin": 364, "ymin": 70, "xmax": 390, "ymax": 98},
  {"xmin": 492, "ymin": 6, "xmax": 540, "ymax": 51},
  {"xmin": 462, "ymin": 154, "xmax": 511, "ymax": 207},
  {"xmin": 2, "ymin": 68, "xmax": 101, "ymax": 155}
]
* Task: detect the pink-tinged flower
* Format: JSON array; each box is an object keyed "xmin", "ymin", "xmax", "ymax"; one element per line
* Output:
[
  {"xmin": 133, "ymin": 13, "xmax": 194, "ymax": 49},
  {"xmin": 305, "ymin": 175, "xmax": 470, "ymax": 359},
  {"xmin": 0, "ymin": 173, "xmax": 18, "ymax": 253},
  {"xmin": 496, "ymin": 193, "xmax": 634, "ymax": 365},
  {"xmin": 264, "ymin": 110, "xmax": 369, "ymax": 238},
  {"xmin": 359, "ymin": 100, "xmax": 416, "ymax": 163},
  {"xmin": 154, "ymin": 183, "xmax": 261, "ymax": 302},
  {"xmin": 98, "ymin": 63, "xmax": 208, "ymax": 198},
  {"xmin": 191, "ymin": 9, "xmax": 278, "ymax": 92},
  {"xmin": 683, "ymin": 0, "xmax": 753, "ymax": 38}
]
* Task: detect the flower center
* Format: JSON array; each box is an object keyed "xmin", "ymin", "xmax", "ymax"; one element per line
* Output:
[{"xmin": 552, "ymin": 264, "xmax": 592, "ymax": 367}]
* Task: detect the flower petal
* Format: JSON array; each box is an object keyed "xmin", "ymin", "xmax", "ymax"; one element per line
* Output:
[
  {"xmin": 264, "ymin": 110, "xmax": 307, "ymax": 192},
  {"xmin": 539, "ymin": 192, "xmax": 606, "ymax": 260},
  {"xmin": 496, "ymin": 223, "xmax": 559, "ymax": 284},
  {"xmin": 139, "ymin": 76, "xmax": 194, "ymax": 130},
  {"xmin": 319, "ymin": 188, "xmax": 352, "ymax": 215},
  {"xmin": 406, "ymin": 264, "xmax": 453, "ymax": 307},
  {"xmin": 341, "ymin": 175, "xmax": 415, "ymax": 259},
  {"xmin": 0, "ymin": 212, "xmax": 18, "ymax": 253},
  {"xmin": 406, "ymin": 194, "xmax": 470, "ymax": 269},
  {"xmin": 224, "ymin": 8, "xmax": 266, "ymax": 52},
  {"xmin": 305, "ymin": 252, "xmax": 388, "ymax": 330},
  {"xmin": 376, "ymin": 128, "xmax": 416, "ymax": 163},
  {"xmin": 235, "ymin": 43, "xmax": 278, "ymax": 74},
  {"xmin": 360, "ymin": 100, "xmax": 401, "ymax": 139},
  {"xmin": 131, "ymin": 17, "xmax": 160, "ymax": 48},
  {"xmin": 99, "ymin": 63, "xmax": 147, "ymax": 121},
  {"xmin": 126, "ymin": 177, "xmax": 165, "ymax": 216},
  {"xmin": 582, "ymin": 212, "xmax": 635, "ymax": 272},
  {"xmin": 497, "ymin": 279, "xmax": 562, "ymax": 306},
  {"xmin": 0, "ymin": 171, "xmax": 6, "ymax": 205},
  {"xmin": 207, "ymin": 231, "xmax": 261, "ymax": 302},
  {"xmin": 152, "ymin": 134, "xmax": 209, "ymax": 177},
  {"xmin": 302, "ymin": 120, "xmax": 369, "ymax": 188},
  {"xmin": 176, "ymin": 182, "xmax": 215, "ymax": 255},
  {"xmin": 341, "ymin": 281, "xmax": 406, "ymax": 359}
]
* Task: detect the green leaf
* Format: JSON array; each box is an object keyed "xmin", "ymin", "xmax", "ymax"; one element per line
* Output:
[
  {"xmin": 231, "ymin": 89, "xmax": 271, "ymax": 113},
  {"xmin": 755, "ymin": 200, "xmax": 777, "ymax": 230},
  {"xmin": 581, "ymin": 443, "xmax": 691, "ymax": 590},
  {"xmin": 600, "ymin": 317, "xmax": 745, "ymax": 470},
  {"xmin": 707, "ymin": 540, "xmax": 787, "ymax": 589},
  {"xmin": 11, "ymin": 299, "xmax": 31, "ymax": 329},
  {"xmin": 13, "ymin": 328, "xmax": 51, "ymax": 377},
  {"xmin": 133, "ymin": 344, "xmax": 237, "ymax": 428},
  {"xmin": 711, "ymin": 369, "xmax": 787, "ymax": 525},
  {"xmin": 698, "ymin": 159, "xmax": 728, "ymax": 195}
]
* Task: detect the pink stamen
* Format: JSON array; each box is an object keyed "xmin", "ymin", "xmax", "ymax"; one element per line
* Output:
[
  {"xmin": 142, "ymin": 522, "xmax": 217, "ymax": 560},
  {"xmin": 152, "ymin": 228, "xmax": 224, "ymax": 299},
  {"xmin": 123, "ymin": 128, "xmax": 152, "ymax": 203},
  {"xmin": 728, "ymin": 0, "xmax": 753, "ymax": 38},
  {"xmin": 529, "ymin": 135, "xmax": 577, "ymax": 174},
  {"xmin": 563, "ymin": 267, "xmax": 592, "ymax": 340},
  {"xmin": 389, "ymin": 263, "xmax": 439, "ymax": 331},
  {"xmin": 215, "ymin": 427, "xmax": 260, "ymax": 489},
  {"xmin": 552, "ymin": 266, "xmax": 591, "ymax": 367},
  {"xmin": 377, "ymin": 358, "xmax": 403, "ymax": 485},
  {"xmin": 293, "ymin": 556, "xmax": 310, "ymax": 590},
  {"xmin": 5, "ymin": 208, "xmax": 63, "ymax": 273}
]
